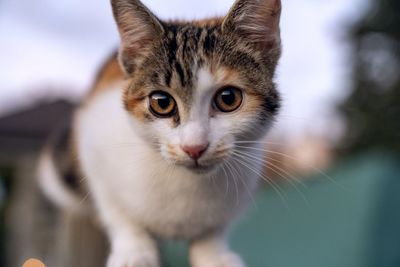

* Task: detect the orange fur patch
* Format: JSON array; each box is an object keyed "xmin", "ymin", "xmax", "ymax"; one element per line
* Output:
[
  {"xmin": 124, "ymin": 90, "xmax": 149, "ymax": 122},
  {"xmin": 87, "ymin": 53, "xmax": 125, "ymax": 100}
]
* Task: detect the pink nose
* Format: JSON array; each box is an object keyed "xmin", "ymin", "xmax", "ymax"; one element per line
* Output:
[{"xmin": 181, "ymin": 144, "xmax": 209, "ymax": 160}]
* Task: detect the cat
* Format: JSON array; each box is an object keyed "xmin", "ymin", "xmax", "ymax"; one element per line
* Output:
[{"xmin": 38, "ymin": 0, "xmax": 282, "ymax": 266}]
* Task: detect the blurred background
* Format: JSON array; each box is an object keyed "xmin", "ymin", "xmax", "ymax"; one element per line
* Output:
[{"xmin": 0, "ymin": 0, "xmax": 399, "ymax": 266}]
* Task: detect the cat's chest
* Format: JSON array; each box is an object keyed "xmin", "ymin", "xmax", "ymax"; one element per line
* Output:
[{"xmin": 113, "ymin": 164, "xmax": 244, "ymax": 238}]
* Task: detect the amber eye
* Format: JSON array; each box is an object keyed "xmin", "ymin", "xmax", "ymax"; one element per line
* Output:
[
  {"xmin": 214, "ymin": 86, "xmax": 243, "ymax": 113},
  {"xmin": 149, "ymin": 91, "xmax": 177, "ymax": 117}
]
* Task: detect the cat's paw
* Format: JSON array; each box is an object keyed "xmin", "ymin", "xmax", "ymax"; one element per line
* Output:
[
  {"xmin": 193, "ymin": 252, "xmax": 246, "ymax": 267},
  {"xmin": 106, "ymin": 249, "xmax": 159, "ymax": 267}
]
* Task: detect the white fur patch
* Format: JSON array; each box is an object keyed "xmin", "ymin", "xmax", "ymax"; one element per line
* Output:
[
  {"xmin": 180, "ymin": 121, "xmax": 208, "ymax": 147},
  {"xmin": 196, "ymin": 68, "xmax": 215, "ymax": 93}
]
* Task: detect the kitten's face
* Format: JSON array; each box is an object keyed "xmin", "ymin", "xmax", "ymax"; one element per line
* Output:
[{"xmin": 112, "ymin": 0, "xmax": 282, "ymax": 173}]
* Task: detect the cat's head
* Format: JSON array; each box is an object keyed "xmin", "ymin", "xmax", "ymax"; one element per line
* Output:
[{"xmin": 112, "ymin": 0, "xmax": 282, "ymax": 173}]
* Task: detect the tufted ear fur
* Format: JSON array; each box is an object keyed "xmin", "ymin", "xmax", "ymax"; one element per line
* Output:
[
  {"xmin": 111, "ymin": 0, "xmax": 164, "ymax": 75},
  {"xmin": 222, "ymin": 0, "xmax": 281, "ymax": 50}
]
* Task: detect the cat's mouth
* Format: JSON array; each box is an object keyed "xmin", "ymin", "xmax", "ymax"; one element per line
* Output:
[
  {"xmin": 169, "ymin": 157, "xmax": 219, "ymax": 174},
  {"xmin": 163, "ymin": 146, "xmax": 226, "ymax": 174},
  {"xmin": 186, "ymin": 161, "xmax": 215, "ymax": 173}
]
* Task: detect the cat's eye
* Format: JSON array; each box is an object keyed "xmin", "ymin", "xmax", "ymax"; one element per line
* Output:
[
  {"xmin": 149, "ymin": 91, "xmax": 177, "ymax": 117},
  {"xmin": 214, "ymin": 86, "xmax": 243, "ymax": 113}
]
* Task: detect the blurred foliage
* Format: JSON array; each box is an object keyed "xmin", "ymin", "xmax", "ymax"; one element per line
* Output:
[{"xmin": 340, "ymin": 0, "xmax": 400, "ymax": 154}]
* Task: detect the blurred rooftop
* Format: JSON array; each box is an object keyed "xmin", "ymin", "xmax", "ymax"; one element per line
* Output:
[{"xmin": 0, "ymin": 99, "xmax": 74, "ymax": 152}]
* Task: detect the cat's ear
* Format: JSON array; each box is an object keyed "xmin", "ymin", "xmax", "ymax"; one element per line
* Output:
[
  {"xmin": 111, "ymin": 0, "xmax": 164, "ymax": 75},
  {"xmin": 222, "ymin": 0, "xmax": 281, "ymax": 50}
]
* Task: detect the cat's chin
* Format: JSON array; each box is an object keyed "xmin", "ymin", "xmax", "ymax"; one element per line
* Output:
[
  {"xmin": 172, "ymin": 160, "xmax": 220, "ymax": 175},
  {"xmin": 185, "ymin": 163, "xmax": 216, "ymax": 174}
]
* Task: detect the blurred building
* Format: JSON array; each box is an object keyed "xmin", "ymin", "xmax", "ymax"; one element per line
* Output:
[
  {"xmin": 0, "ymin": 99, "xmax": 73, "ymax": 265},
  {"xmin": 0, "ymin": 99, "xmax": 102, "ymax": 267}
]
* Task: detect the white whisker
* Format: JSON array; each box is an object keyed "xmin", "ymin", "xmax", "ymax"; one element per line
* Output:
[
  {"xmin": 233, "ymin": 149, "xmax": 309, "ymax": 205},
  {"xmin": 234, "ymin": 144, "xmax": 345, "ymax": 190},
  {"xmin": 227, "ymin": 158, "xmax": 258, "ymax": 210},
  {"xmin": 223, "ymin": 159, "xmax": 240, "ymax": 206},
  {"xmin": 220, "ymin": 161, "xmax": 231, "ymax": 197},
  {"xmin": 230, "ymin": 154, "xmax": 288, "ymax": 207}
]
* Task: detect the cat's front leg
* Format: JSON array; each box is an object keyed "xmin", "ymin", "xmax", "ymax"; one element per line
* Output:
[
  {"xmin": 189, "ymin": 233, "xmax": 246, "ymax": 267},
  {"xmin": 89, "ymin": 183, "xmax": 159, "ymax": 267},
  {"xmin": 106, "ymin": 223, "xmax": 159, "ymax": 267}
]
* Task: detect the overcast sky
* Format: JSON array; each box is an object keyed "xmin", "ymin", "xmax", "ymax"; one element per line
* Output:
[{"xmin": 0, "ymin": 0, "xmax": 370, "ymax": 141}]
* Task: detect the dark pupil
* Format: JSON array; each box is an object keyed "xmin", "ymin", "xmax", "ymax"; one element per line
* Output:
[
  {"xmin": 221, "ymin": 89, "xmax": 235, "ymax": 106},
  {"xmin": 155, "ymin": 95, "xmax": 170, "ymax": 110}
]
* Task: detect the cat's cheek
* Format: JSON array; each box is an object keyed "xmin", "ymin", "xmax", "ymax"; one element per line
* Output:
[
  {"xmin": 149, "ymin": 122, "xmax": 182, "ymax": 161},
  {"xmin": 126, "ymin": 103, "xmax": 155, "ymax": 124},
  {"xmin": 207, "ymin": 118, "xmax": 235, "ymax": 155}
]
